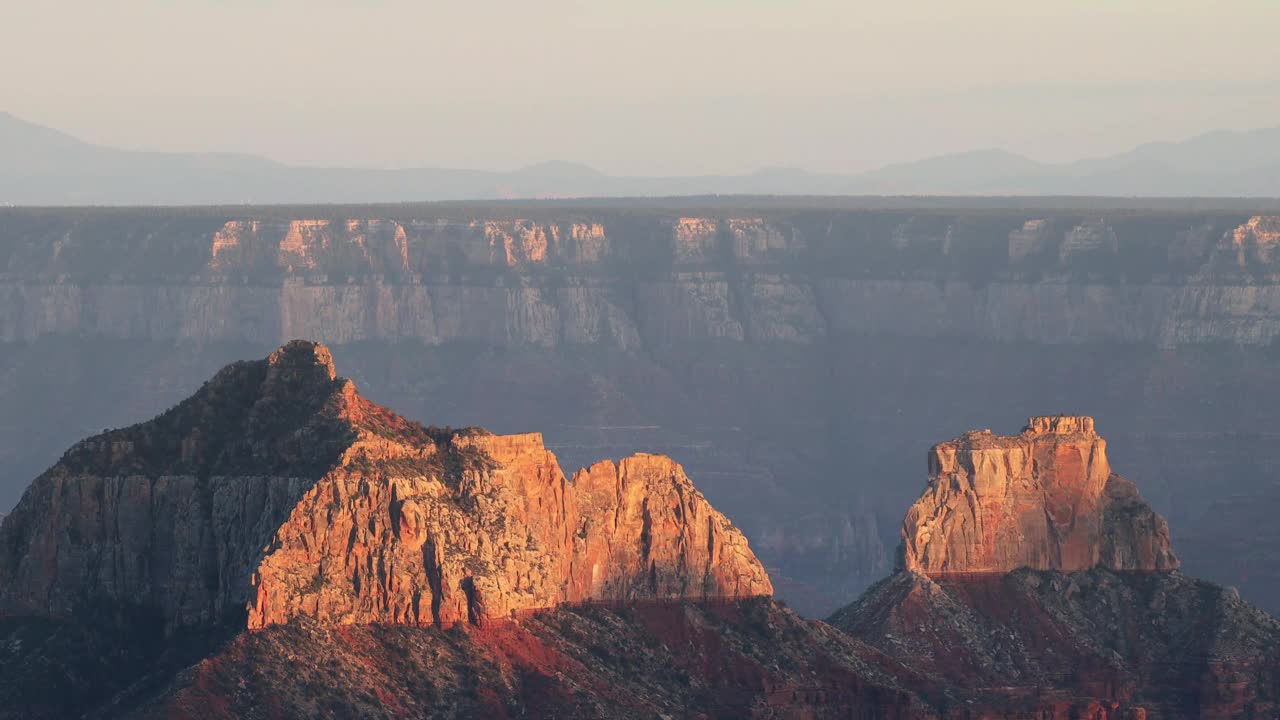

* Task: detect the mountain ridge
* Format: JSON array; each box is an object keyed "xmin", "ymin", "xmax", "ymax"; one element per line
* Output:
[{"xmin": 3, "ymin": 111, "xmax": 1278, "ymax": 203}]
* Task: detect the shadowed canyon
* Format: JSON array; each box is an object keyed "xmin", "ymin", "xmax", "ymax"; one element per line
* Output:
[
  {"xmin": 5, "ymin": 202, "xmax": 1280, "ymax": 620},
  {"xmin": 0, "ymin": 340, "xmax": 1275, "ymax": 717}
]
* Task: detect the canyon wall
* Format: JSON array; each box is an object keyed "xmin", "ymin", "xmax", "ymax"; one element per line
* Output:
[
  {"xmin": 6, "ymin": 212, "xmax": 1280, "ymax": 347},
  {"xmin": 4, "ymin": 204, "xmax": 1280, "ymax": 615}
]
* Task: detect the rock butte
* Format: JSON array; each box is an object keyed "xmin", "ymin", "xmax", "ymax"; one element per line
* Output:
[
  {"xmin": 0, "ymin": 340, "xmax": 771, "ymax": 631},
  {"xmin": 901, "ymin": 415, "xmax": 1178, "ymax": 575},
  {"xmin": 831, "ymin": 417, "xmax": 1280, "ymax": 718}
]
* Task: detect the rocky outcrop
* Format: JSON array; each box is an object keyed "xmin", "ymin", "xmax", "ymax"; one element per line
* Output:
[
  {"xmin": 901, "ymin": 415, "xmax": 1178, "ymax": 575},
  {"xmin": 1007, "ymin": 218, "xmax": 1050, "ymax": 262},
  {"xmin": 247, "ymin": 437, "xmax": 770, "ymax": 629},
  {"xmin": 0, "ymin": 341, "xmax": 770, "ymax": 633},
  {"xmin": 1059, "ymin": 219, "xmax": 1118, "ymax": 262},
  {"xmin": 1227, "ymin": 215, "xmax": 1280, "ymax": 266},
  {"xmin": 832, "ymin": 417, "xmax": 1280, "ymax": 718}
]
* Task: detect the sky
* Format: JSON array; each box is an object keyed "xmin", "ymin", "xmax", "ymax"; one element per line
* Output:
[{"xmin": 4, "ymin": 0, "xmax": 1280, "ymax": 175}]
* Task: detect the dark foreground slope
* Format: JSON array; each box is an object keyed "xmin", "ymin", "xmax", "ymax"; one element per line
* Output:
[
  {"xmin": 836, "ymin": 570, "xmax": 1280, "ymax": 718},
  {"xmin": 0, "ymin": 599, "xmax": 929, "ymax": 720},
  {"xmin": 133, "ymin": 601, "xmax": 926, "ymax": 720}
]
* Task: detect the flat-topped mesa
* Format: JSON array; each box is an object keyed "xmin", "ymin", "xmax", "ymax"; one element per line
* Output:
[
  {"xmin": 903, "ymin": 415, "xmax": 1178, "ymax": 576},
  {"xmin": 0, "ymin": 341, "xmax": 770, "ymax": 633}
]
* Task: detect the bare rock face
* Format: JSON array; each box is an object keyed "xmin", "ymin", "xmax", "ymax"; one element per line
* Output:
[
  {"xmin": 247, "ymin": 435, "xmax": 771, "ymax": 629},
  {"xmin": 901, "ymin": 415, "xmax": 1178, "ymax": 575},
  {"xmin": 567, "ymin": 456, "xmax": 769, "ymax": 602},
  {"xmin": 0, "ymin": 341, "xmax": 770, "ymax": 633},
  {"xmin": 17, "ymin": 210, "xmax": 1280, "ymax": 350}
]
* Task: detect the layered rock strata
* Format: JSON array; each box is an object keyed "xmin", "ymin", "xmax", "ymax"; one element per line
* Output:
[
  {"xmin": 0, "ymin": 341, "xmax": 770, "ymax": 632},
  {"xmin": 6, "ymin": 211, "xmax": 1280, "ymax": 348}
]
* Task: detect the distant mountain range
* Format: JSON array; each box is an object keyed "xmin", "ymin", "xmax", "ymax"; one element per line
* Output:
[{"xmin": 2, "ymin": 111, "xmax": 1277, "ymax": 204}]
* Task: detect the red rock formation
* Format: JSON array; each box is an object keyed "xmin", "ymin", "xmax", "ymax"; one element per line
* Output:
[
  {"xmin": 833, "ymin": 416, "xmax": 1280, "ymax": 718},
  {"xmin": 901, "ymin": 415, "xmax": 1178, "ymax": 575},
  {"xmin": 247, "ymin": 432, "xmax": 771, "ymax": 629},
  {"xmin": 0, "ymin": 340, "xmax": 770, "ymax": 633}
]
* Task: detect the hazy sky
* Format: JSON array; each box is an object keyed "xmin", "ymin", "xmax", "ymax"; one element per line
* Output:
[{"xmin": 5, "ymin": 0, "xmax": 1280, "ymax": 174}]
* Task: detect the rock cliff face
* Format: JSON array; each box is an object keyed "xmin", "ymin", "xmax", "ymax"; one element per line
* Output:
[
  {"xmin": 902, "ymin": 416, "xmax": 1178, "ymax": 575},
  {"xmin": 248, "ymin": 437, "xmax": 770, "ymax": 629},
  {"xmin": 0, "ymin": 341, "xmax": 770, "ymax": 632},
  {"xmin": 833, "ymin": 417, "xmax": 1280, "ymax": 718}
]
